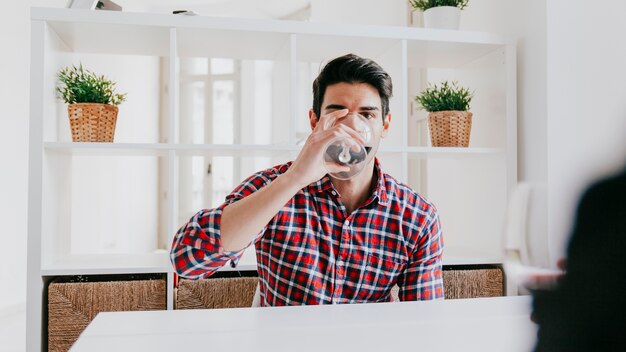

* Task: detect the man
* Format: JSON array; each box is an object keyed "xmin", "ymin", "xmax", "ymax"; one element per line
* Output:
[
  {"xmin": 171, "ymin": 54, "xmax": 444, "ymax": 306},
  {"xmin": 532, "ymin": 167, "xmax": 626, "ymax": 351}
]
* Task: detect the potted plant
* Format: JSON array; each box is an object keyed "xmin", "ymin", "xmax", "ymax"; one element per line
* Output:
[
  {"xmin": 415, "ymin": 80, "xmax": 473, "ymax": 147},
  {"xmin": 408, "ymin": 0, "xmax": 469, "ymax": 30},
  {"xmin": 57, "ymin": 64, "xmax": 126, "ymax": 142}
]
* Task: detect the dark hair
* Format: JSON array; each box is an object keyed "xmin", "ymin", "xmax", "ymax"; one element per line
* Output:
[
  {"xmin": 312, "ymin": 53, "xmax": 393, "ymax": 120},
  {"xmin": 532, "ymin": 169, "xmax": 626, "ymax": 351}
]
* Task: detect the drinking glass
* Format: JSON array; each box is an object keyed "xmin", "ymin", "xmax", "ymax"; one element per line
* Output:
[{"xmin": 322, "ymin": 112, "xmax": 376, "ymax": 180}]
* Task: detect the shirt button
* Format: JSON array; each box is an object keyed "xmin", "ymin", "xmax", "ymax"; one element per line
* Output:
[{"xmin": 337, "ymin": 260, "xmax": 345, "ymax": 267}]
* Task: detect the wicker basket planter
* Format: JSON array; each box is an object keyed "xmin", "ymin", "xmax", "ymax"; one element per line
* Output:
[
  {"xmin": 48, "ymin": 276, "xmax": 166, "ymax": 352},
  {"xmin": 427, "ymin": 110, "xmax": 473, "ymax": 147},
  {"xmin": 67, "ymin": 103, "xmax": 118, "ymax": 142}
]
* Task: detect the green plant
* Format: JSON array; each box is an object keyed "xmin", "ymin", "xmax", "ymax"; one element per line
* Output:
[
  {"xmin": 409, "ymin": 0, "xmax": 469, "ymax": 11},
  {"xmin": 414, "ymin": 81, "xmax": 473, "ymax": 112},
  {"xmin": 57, "ymin": 64, "xmax": 126, "ymax": 106}
]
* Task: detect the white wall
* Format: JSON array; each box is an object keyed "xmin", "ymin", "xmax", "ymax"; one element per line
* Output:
[
  {"xmin": 464, "ymin": 0, "xmax": 626, "ymax": 264},
  {"xmin": 462, "ymin": 0, "xmax": 550, "ymax": 266},
  {"xmin": 0, "ymin": 2, "xmax": 26, "ymax": 311},
  {"xmin": 310, "ymin": 0, "xmax": 407, "ymax": 25},
  {"xmin": 546, "ymin": 0, "xmax": 626, "ymax": 259},
  {"xmin": 0, "ymin": 0, "xmax": 160, "ymax": 314},
  {"xmin": 0, "ymin": 0, "xmax": 67, "ymax": 313}
]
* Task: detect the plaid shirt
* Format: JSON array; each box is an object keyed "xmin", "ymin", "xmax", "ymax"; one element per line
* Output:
[{"xmin": 171, "ymin": 159, "xmax": 444, "ymax": 305}]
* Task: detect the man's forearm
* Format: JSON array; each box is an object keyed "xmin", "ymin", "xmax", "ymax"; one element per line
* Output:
[{"xmin": 220, "ymin": 172, "xmax": 304, "ymax": 252}]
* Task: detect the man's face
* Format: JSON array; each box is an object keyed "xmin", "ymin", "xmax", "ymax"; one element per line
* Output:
[{"xmin": 310, "ymin": 82, "xmax": 390, "ymax": 145}]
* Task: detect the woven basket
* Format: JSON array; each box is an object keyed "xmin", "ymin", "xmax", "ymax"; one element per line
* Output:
[
  {"xmin": 427, "ymin": 110, "xmax": 473, "ymax": 147},
  {"xmin": 442, "ymin": 267, "xmax": 503, "ymax": 299},
  {"xmin": 176, "ymin": 277, "xmax": 258, "ymax": 309},
  {"xmin": 390, "ymin": 266, "xmax": 503, "ymax": 300},
  {"xmin": 48, "ymin": 277, "xmax": 166, "ymax": 352},
  {"xmin": 67, "ymin": 103, "xmax": 118, "ymax": 142}
]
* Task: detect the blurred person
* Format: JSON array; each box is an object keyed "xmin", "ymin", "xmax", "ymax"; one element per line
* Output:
[{"xmin": 532, "ymin": 167, "xmax": 626, "ymax": 351}]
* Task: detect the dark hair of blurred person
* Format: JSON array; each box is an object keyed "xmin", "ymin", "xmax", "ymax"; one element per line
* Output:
[{"xmin": 532, "ymin": 167, "xmax": 626, "ymax": 351}]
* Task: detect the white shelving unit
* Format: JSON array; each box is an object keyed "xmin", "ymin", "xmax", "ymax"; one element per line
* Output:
[{"xmin": 28, "ymin": 7, "xmax": 516, "ymax": 351}]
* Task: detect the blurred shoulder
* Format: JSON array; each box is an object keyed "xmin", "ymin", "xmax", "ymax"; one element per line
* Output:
[{"xmin": 578, "ymin": 168, "xmax": 626, "ymax": 210}]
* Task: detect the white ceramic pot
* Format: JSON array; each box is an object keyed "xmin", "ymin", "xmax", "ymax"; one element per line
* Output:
[{"xmin": 423, "ymin": 6, "xmax": 461, "ymax": 30}]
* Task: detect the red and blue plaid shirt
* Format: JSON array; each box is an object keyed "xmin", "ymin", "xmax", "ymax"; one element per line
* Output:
[{"xmin": 171, "ymin": 158, "xmax": 444, "ymax": 305}]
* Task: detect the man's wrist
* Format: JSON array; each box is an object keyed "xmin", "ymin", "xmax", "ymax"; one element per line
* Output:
[{"xmin": 277, "ymin": 170, "xmax": 309, "ymax": 194}]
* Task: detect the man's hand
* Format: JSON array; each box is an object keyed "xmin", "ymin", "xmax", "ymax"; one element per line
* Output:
[{"xmin": 285, "ymin": 109, "xmax": 365, "ymax": 188}]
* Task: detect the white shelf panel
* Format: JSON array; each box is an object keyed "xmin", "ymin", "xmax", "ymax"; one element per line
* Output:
[
  {"xmin": 40, "ymin": 16, "xmax": 170, "ymax": 56},
  {"xmin": 44, "ymin": 142, "xmax": 502, "ymax": 159},
  {"xmin": 296, "ymin": 34, "xmax": 402, "ymax": 64},
  {"xmin": 32, "ymin": 8, "xmax": 509, "ymax": 42},
  {"xmin": 406, "ymin": 40, "xmax": 502, "ymax": 69},
  {"xmin": 44, "ymin": 142, "xmax": 171, "ymax": 156},
  {"xmin": 36, "ymin": 245, "xmax": 497, "ymax": 276},
  {"xmin": 44, "ymin": 142, "xmax": 300, "ymax": 157},
  {"xmin": 33, "ymin": 7, "xmax": 509, "ymax": 66},
  {"xmin": 45, "ymin": 142, "xmax": 501, "ymax": 158},
  {"xmin": 177, "ymin": 27, "xmax": 291, "ymax": 60},
  {"xmin": 443, "ymin": 246, "xmax": 503, "ymax": 266},
  {"xmin": 380, "ymin": 146, "xmax": 503, "ymax": 157},
  {"xmin": 173, "ymin": 144, "xmax": 300, "ymax": 157},
  {"xmin": 41, "ymin": 253, "xmax": 257, "ymax": 276},
  {"xmin": 443, "ymin": 256, "xmax": 503, "ymax": 266},
  {"xmin": 41, "ymin": 252, "xmax": 172, "ymax": 276}
]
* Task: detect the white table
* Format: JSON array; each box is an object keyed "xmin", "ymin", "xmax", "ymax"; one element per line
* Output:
[{"xmin": 70, "ymin": 296, "xmax": 537, "ymax": 352}]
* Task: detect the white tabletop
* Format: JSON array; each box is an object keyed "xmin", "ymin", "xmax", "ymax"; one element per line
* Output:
[{"xmin": 70, "ymin": 296, "xmax": 537, "ymax": 352}]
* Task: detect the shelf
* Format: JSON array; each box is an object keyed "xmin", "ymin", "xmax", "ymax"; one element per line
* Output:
[
  {"xmin": 380, "ymin": 146, "xmax": 504, "ymax": 157},
  {"xmin": 35, "ymin": 10, "xmax": 171, "ymax": 56},
  {"xmin": 39, "ymin": 252, "xmax": 499, "ymax": 276},
  {"xmin": 177, "ymin": 27, "xmax": 291, "ymax": 60},
  {"xmin": 41, "ymin": 252, "xmax": 172, "ymax": 276},
  {"xmin": 173, "ymin": 144, "xmax": 300, "ymax": 157},
  {"xmin": 406, "ymin": 40, "xmax": 502, "ymax": 69},
  {"xmin": 44, "ymin": 142, "xmax": 301, "ymax": 157},
  {"xmin": 296, "ymin": 34, "xmax": 402, "ymax": 64},
  {"xmin": 28, "ymin": 8, "xmax": 517, "ymax": 352},
  {"xmin": 443, "ymin": 256, "xmax": 503, "ymax": 266},
  {"xmin": 41, "ymin": 252, "xmax": 257, "ymax": 276},
  {"xmin": 44, "ymin": 142, "xmax": 171, "ymax": 156},
  {"xmin": 33, "ymin": 7, "xmax": 510, "ymax": 66},
  {"xmin": 442, "ymin": 245, "xmax": 503, "ymax": 266},
  {"xmin": 44, "ymin": 142, "xmax": 502, "ymax": 158}
]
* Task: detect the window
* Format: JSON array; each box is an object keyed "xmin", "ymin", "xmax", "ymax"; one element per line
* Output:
[{"xmin": 178, "ymin": 58, "xmax": 240, "ymax": 224}]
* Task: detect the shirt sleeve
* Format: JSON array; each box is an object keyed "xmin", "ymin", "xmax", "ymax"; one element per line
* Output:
[
  {"xmin": 397, "ymin": 207, "xmax": 445, "ymax": 301},
  {"xmin": 170, "ymin": 168, "xmax": 279, "ymax": 279}
]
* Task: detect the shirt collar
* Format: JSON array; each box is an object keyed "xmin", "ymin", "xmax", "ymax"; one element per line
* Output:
[
  {"xmin": 307, "ymin": 158, "xmax": 390, "ymax": 206},
  {"xmin": 308, "ymin": 173, "xmax": 334, "ymax": 194},
  {"xmin": 371, "ymin": 158, "xmax": 390, "ymax": 206}
]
